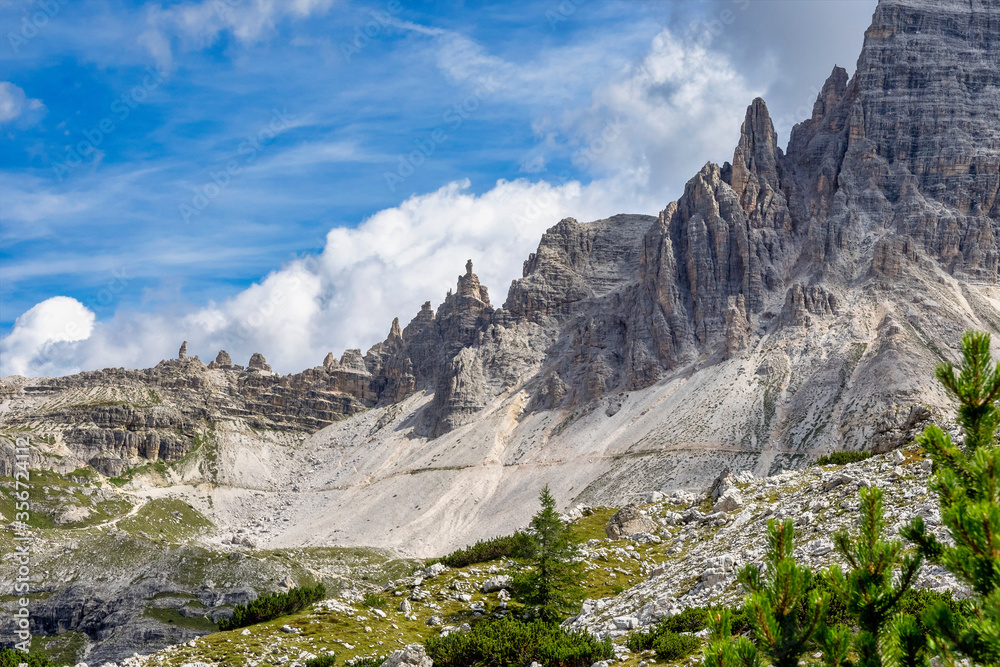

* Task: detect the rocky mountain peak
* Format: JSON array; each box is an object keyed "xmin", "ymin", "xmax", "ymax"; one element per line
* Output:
[
  {"xmin": 456, "ymin": 259, "xmax": 491, "ymax": 306},
  {"xmin": 177, "ymin": 341, "xmax": 188, "ymax": 360},
  {"xmin": 388, "ymin": 317, "xmax": 403, "ymax": 343},
  {"xmin": 812, "ymin": 66, "xmax": 849, "ymax": 123},
  {"xmin": 728, "ymin": 97, "xmax": 781, "ymax": 211}
]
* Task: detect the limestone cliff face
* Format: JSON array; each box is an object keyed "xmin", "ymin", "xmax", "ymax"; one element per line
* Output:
[
  {"xmin": 786, "ymin": 0, "xmax": 1000, "ymax": 277},
  {"xmin": 3, "ymin": 0, "xmax": 999, "ymax": 483}
]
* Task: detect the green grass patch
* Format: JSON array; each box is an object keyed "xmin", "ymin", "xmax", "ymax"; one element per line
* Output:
[
  {"xmin": 29, "ymin": 630, "xmax": 88, "ymax": 666},
  {"xmin": 118, "ymin": 497, "xmax": 213, "ymax": 543},
  {"xmin": 1, "ymin": 649, "xmax": 56, "ymax": 667},
  {"xmin": 144, "ymin": 607, "xmax": 218, "ymax": 632},
  {"xmin": 363, "ymin": 592, "xmax": 388, "ymax": 609},
  {"xmin": 567, "ymin": 507, "xmax": 616, "ymax": 543}
]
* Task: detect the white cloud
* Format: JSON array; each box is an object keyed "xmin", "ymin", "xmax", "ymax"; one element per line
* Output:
[
  {"xmin": 0, "ymin": 297, "xmax": 95, "ymax": 377},
  {"xmin": 550, "ymin": 29, "xmax": 761, "ymax": 192},
  {"xmin": 0, "ymin": 81, "xmax": 45, "ymax": 125},
  {"xmin": 400, "ymin": 22, "xmax": 761, "ymax": 197}
]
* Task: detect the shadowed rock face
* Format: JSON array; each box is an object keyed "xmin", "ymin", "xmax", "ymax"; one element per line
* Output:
[{"xmin": 2, "ymin": 0, "xmax": 999, "ymax": 479}]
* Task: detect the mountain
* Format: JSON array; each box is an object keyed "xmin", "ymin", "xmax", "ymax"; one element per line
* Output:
[{"xmin": 1, "ymin": 0, "xmax": 999, "ymax": 659}]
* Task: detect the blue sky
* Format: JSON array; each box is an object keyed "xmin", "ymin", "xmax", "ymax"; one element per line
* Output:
[{"xmin": 0, "ymin": 0, "xmax": 877, "ymax": 377}]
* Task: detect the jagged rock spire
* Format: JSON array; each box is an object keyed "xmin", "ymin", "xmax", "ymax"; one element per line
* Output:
[
  {"xmin": 729, "ymin": 97, "xmax": 781, "ymax": 214},
  {"xmin": 178, "ymin": 341, "xmax": 187, "ymax": 360},
  {"xmin": 388, "ymin": 317, "xmax": 403, "ymax": 344},
  {"xmin": 456, "ymin": 259, "xmax": 491, "ymax": 305},
  {"xmin": 812, "ymin": 66, "xmax": 848, "ymax": 122}
]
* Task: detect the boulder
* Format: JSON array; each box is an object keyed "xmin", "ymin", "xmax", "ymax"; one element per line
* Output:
[
  {"xmin": 605, "ymin": 506, "xmax": 657, "ymax": 540},
  {"xmin": 712, "ymin": 489, "xmax": 743, "ymax": 513},
  {"xmin": 423, "ymin": 562, "xmax": 447, "ymax": 578},
  {"xmin": 380, "ymin": 644, "xmax": 433, "ymax": 667},
  {"xmin": 481, "ymin": 575, "xmax": 512, "ymax": 593}
]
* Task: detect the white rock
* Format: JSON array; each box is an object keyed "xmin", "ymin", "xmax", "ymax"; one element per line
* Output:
[
  {"xmin": 379, "ymin": 644, "xmax": 433, "ymax": 667},
  {"xmin": 712, "ymin": 489, "xmax": 743, "ymax": 513},
  {"xmin": 481, "ymin": 575, "xmax": 512, "ymax": 593},
  {"xmin": 423, "ymin": 563, "xmax": 447, "ymax": 578}
]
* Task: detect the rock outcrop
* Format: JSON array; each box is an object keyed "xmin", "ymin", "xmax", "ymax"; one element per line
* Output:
[{"xmin": 605, "ymin": 506, "xmax": 657, "ymax": 540}]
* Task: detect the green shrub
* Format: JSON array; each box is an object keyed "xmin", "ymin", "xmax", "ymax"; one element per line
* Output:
[
  {"xmin": 435, "ymin": 532, "xmax": 532, "ymax": 568},
  {"xmin": 651, "ymin": 630, "xmax": 701, "ymax": 661},
  {"xmin": 305, "ymin": 655, "xmax": 337, "ymax": 667},
  {"xmin": 813, "ymin": 451, "xmax": 873, "ymax": 466},
  {"xmin": 627, "ymin": 605, "xmax": 751, "ymax": 653},
  {"xmin": 362, "ymin": 592, "xmax": 387, "ymax": 609},
  {"xmin": 346, "ymin": 657, "xmax": 387, "ymax": 667},
  {"xmin": 660, "ymin": 606, "xmax": 710, "ymax": 633},
  {"xmin": 218, "ymin": 583, "xmax": 326, "ymax": 631},
  {"xmin": 796, "ymin": 575, "xmax": 852, "ymax": 628},
  {"xmin": 0, "ymin": 650, "xmax": 53, "ymax": 667},
  {"xmin": 896, "ymin": 588, "xmax": 973, "ymax": 633},
  {"xmin": 425, "ymin": 615, "xmax": 613, "ymax": 667}
]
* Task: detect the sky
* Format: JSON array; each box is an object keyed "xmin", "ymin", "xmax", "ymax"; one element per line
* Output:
[{"xmin": 0, "ymin": 0, "xmax": 878, "ymax": 377}]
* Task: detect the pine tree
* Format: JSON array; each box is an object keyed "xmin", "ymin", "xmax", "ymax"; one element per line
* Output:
[
  {"xmin": 738, "ymin": 519, "xmax": 827, "ymax": 667},
  {"xmin": 826, "ymin": 487, "xmax": 922, "ymax": 667},
  {"xmin": 902, "ymin": 330, "xmax": 1000, "ymax": 665},
  {"xmin": 513, "ymin": 485, "xmax": 583, "ymax": 623}
]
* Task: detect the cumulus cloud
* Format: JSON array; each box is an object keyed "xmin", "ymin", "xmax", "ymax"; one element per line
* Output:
[
  {"xmin": 0, "ymin": 297, "xmax": 95, "ymax": 377},
  {"xmin": 554, "ymin": 29, "xmax": 761, "ymax": 193},
  {"xmin": 403, "ymin": 22, "xmax": 760, "ymax": 200},
  {"xmin": 0, "ymin": 81, "xmax": 45, "ymax": 125},
  {"xmin": 3, "ymin": 26, "xmax": 763, "ymax": 378}
]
